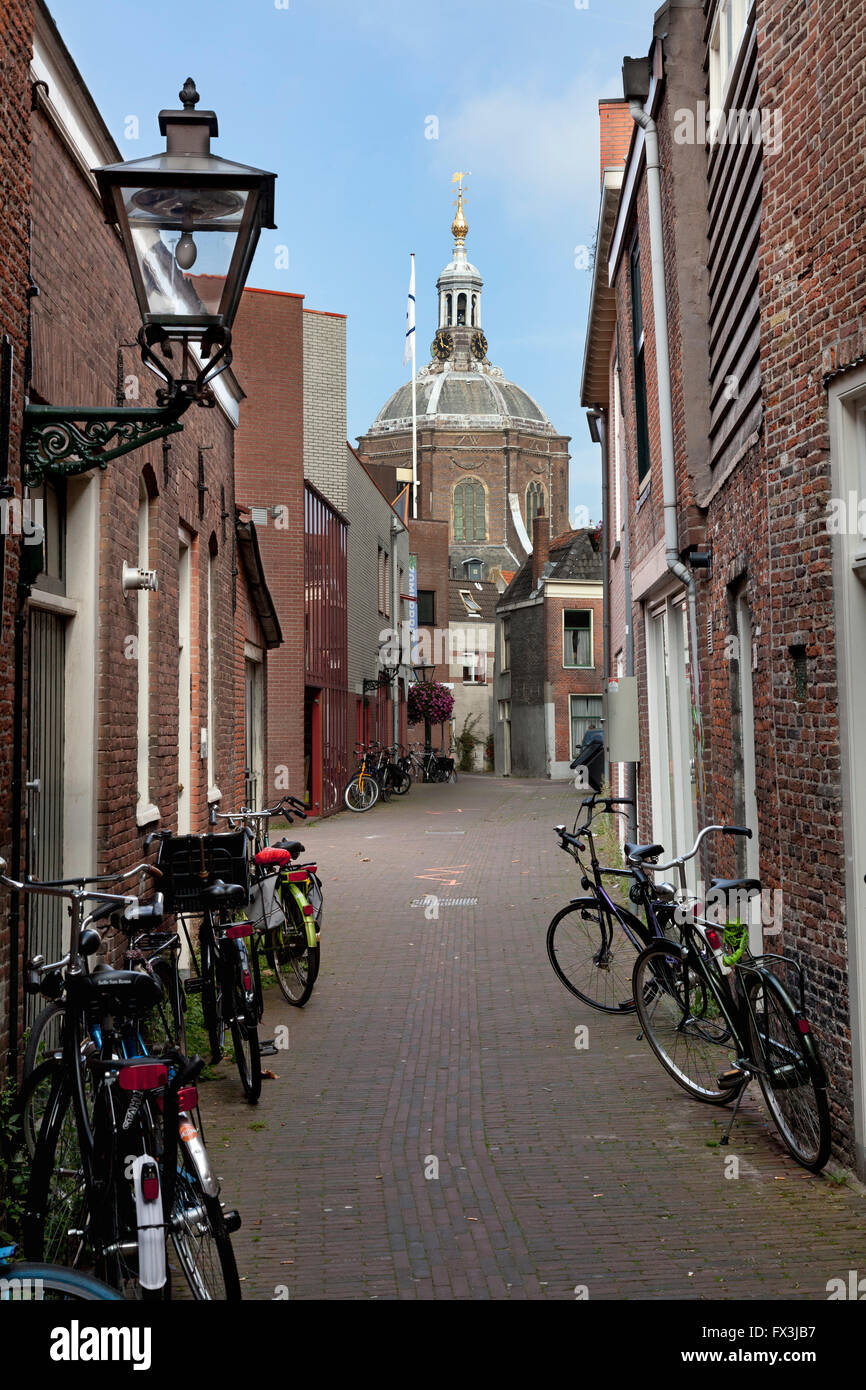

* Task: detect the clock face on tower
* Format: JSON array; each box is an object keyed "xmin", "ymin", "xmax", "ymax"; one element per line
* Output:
[
  {"xmin": 471, "ymin": 330, "xmax": 488, "ymax": 361},
  {"xmin": 431, "ymin": 329, "xmax": 453, "ymax": 362}
]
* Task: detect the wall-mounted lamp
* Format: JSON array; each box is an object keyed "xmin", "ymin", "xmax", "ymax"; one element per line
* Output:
[{"xmin": 122, "ymin": 561, "xmax": 158, "ymax": 596}]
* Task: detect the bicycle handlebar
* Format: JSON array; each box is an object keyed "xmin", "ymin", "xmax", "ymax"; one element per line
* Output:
[{"xmin": 642, "ymin": 824, "xmax": 752, "ymax": 873}]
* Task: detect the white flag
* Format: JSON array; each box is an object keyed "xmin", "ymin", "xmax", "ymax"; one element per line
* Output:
[{"xmin": 403, "ymin": 254, "xmax": 416, "ymax": 367}]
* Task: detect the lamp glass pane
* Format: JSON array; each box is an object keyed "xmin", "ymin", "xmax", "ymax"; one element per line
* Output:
[{"xmin": 122, "ymin": 184, "xmax": 249, "ymax": 320}]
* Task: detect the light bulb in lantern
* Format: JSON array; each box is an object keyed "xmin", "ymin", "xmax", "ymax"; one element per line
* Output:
[{"xmin": 175, "ymin": 229, "xmax": 198, "ymax": 270}]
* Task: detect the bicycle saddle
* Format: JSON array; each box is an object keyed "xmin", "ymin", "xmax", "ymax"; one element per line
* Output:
[
  {"xmin": 273, "ymin": 838, "xmax": 304, "ymax": 859},
  {"xmin": 68, "ymin": 966, "xmax": 163, "ymax": 1014},
  {"xmin": 624, "ymin": 842, "xmax": 664, "ymax": 862},
  {"xmin": 708, "ymin": 877, "xmax": 761, "ymax": 894},
  {"xmin": 200, "ymin": 879, "xmax": 246, "ymax": 907}
]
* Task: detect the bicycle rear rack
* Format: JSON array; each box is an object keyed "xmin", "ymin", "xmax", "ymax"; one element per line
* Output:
[{"xmin": 738, "ymin": 951, "xmax": 806, "ymax": 1013}]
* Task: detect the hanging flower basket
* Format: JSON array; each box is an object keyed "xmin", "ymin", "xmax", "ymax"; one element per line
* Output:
[{"xmin": 407, "ymin": 680, "xmax": 454, "ymax": 727}]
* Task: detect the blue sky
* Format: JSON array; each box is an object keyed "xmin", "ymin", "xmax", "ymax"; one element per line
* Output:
[{"xmin": 46, "ymin": 0, "xmax": 653, "ymax": 520}]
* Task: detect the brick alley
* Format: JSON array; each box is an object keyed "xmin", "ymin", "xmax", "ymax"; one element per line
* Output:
[{"xmin": 203, "ymin": 776, "xmax": 866, "ymax": 1300}]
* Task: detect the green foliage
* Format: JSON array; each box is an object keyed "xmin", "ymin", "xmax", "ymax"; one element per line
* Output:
[
  {"xmin": 0, "ymin": 1073, "xmax": 28, "ymax": 1242},
  {"xmin": 456, "ymin": 712, "xmax": 482, "ymax": 772}
]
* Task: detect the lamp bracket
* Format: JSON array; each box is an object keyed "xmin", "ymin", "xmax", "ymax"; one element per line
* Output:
[{"xmin": 23, "ymin": 327, "xmax": 233, "ymax": 487}]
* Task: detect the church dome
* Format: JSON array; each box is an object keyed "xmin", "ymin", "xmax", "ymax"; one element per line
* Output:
[{"xmin": 367, "ymin": 368, "xmax": 553, "ymax": 435}]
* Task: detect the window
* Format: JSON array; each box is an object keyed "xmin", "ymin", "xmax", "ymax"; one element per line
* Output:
[
  {"xmin": 570, "ymin": 695, "xmax": 603, "ymax": 757},
  {"xmin": 377, "ymin": 547, "xmax": 386, "ymax": 614},
  {"xmin": 463, "ymin": 559, "xmax": 483, "ymax": 581},
  {"xmin": 471, "ymin": 295, "xmax": 478, "ymax": 326},
  {"xmin": 384, "ymin": 550, "xmax": 390, "ymax": 619},
  {"xmin": 563, "ymin": 610, "xmax": 593, "ymax": 668},
  {"xmin": 458, "ymin": 588, "xmax": 482, "ymax": 616},
  {"xmin": 136, "ymin": 477, "xmax": 152, "ymax": 819},
  {"xmin": 463, "ymin": 651, "xmax": 487, "ymax": 684},
  {"xmin": 630, "ymin": 238, "xmax": 651, "ymax": 484},
  {"xmin": 417, "ymin": 589, "xmax": 435, "ymax": 625},
  {"xmin": 613, "ymin": 356, "xmax": 623, "ymax": 538},
  {"xmin": 453, "ymin": 478, "xmax": 486, "ymax": 542},
  {"xmin": 709, "ymin": 0, "xmax": 747, "ymax": 113},
  {"xmin": 525, "ymin": 479, "xmax": 545, "ymax": 530},
  {"xmin": 457, "ymin": 292, "xmax": 467, "ymax": 326},
  {"xmin": 501, "ymin": 617, "xmax": 511, "ymax": 672},
  {"xmin": 445, "ymin": 293, "xmax": 452, "ymax": 326}
]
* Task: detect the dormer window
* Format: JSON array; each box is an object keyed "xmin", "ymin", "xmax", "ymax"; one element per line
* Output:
[
  {"xmin": 464, "ymin": 559, "xmax": 483, "ymax": 581},
  {"xmin": 458, "ymin": 588, "xmax": 482, "ymax": 615}
]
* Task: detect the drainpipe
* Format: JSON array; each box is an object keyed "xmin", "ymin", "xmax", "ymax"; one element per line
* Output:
[
  {"xmin": 615, "ymin": 329, "xmax": 638, "ymax": 843},
  {"xmin": 390, "ymin": 513, "xmax": 403, "ymax": 750},
  {"xmin": 627, "ymin": 89, "xmax": 707, "ymax": 853},
  {"xmin": 586, "ymin": 408, "xmax": 611, "ymax": 791}
]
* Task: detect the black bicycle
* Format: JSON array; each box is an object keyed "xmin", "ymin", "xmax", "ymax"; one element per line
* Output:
[
  {"xmin": 6, "ymin": 857, "xmax": 241, "ymax": 1298},
  {"xmin": 631, "ymin": 853, "xmax": 831, "ymax": 1170}
]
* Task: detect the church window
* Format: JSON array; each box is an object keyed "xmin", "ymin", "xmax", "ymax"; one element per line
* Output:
[
  {"xmin": 471, "ymin": 295, "xmax": 478, "ymax": 326},
  {"xmin": 453, "ymin": 479, "xmax": 486, "ymax": 542},
  {"xmin": 525, "ymin": 480, "xmax": 545, "ymax": 530},
  {"xmin": 457, "ymin": 293, "xmax": 467, "ymax": 326},
  {"xmin": 446, "ymin": 293, "xmax": 453, "ymax": 326}
]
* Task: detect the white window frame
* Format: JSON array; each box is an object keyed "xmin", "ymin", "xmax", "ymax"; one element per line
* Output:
[
  {"xmin": 709, "ymin": 0, "xmax": 748, "ymax": 116},
  {"xmin": 569, "ymin": 694, "xmax": 603, "ymax": 759},
  {"xmin": 135, "ymin": 478, "xmax": 159, "ymax": 827}
]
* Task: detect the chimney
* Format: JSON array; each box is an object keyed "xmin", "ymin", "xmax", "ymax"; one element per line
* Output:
[
  {"xmin": 598, "ymin": 98, "xmax": 632, "ymax": 186},
  {"xmin": 532, "ymin": 508, "xmax": 549, "ymax": 590}
]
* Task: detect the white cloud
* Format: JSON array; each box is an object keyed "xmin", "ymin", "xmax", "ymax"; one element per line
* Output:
[{"xmin": 434, "ymin": 72, "xmax": 621, "ymax": 223}]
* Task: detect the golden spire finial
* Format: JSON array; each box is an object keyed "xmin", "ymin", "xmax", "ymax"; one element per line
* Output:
[{"xmin": 451, "ymin": 170, "xmax": 471, "ymax": 246}]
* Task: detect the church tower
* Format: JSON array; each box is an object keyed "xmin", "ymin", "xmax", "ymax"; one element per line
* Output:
[{"xmin": 357, "ymin": 179, "xmax": 571, "ymax": 581}]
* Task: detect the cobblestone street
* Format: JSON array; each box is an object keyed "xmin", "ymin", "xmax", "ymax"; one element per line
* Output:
[{"xmin": 203, "ymin": 775, "xmax": 866, "ymax": 1300}]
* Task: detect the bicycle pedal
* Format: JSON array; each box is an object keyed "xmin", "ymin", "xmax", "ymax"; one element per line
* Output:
[
  {"xmin": 717, "ymin": 1067, "xmax": 745, "ymax": 1090},
  {"xmin": 259, "ymin": 1040, "xmax": 278, "ymax": 1057},
  {"xmin": 184, "ymin": 977, "xmax": 203, "ymax": 994}
]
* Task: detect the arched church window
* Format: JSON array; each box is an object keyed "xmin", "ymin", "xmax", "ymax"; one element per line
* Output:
[
  {"xmin": 446, "ymin": 294, "xmax": 453, "ymax": 326},
  {"xmin": 525, "ymin": 479, "xmax": 546, "ymax": 530},
  {"xmin": 457, "ymin": 293, "xmax": 467, "ymax": 326},
  {"xmin": 471, "ymin": 295, "xmax": 478, "ymax": 326},
  {"xmin": 453, "ymin": 479, "xmax": 486, "ymax": 543}
]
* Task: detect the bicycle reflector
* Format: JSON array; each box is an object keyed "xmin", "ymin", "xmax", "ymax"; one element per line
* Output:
[
  {"xmin": 286, "ymin": 869, "xmax": 313, "ymax": 883},
  {"xmin": 117, "ymin": 1063, "xmax": 168, "ymax": 1092},
  {"xmin": 225, "ymin": 921, "xmax": 253, "ymax": 939},
  {"xmin": 705, "ymin": 928, "xmax": 723, "ymax": 952},
  {"xmin": 177, "ymin": 1085, "xmax": 198, "ymax": 1111},
  {"xmin": 797, "ymin": 1017, "xmax": 811, "ymax": 1035},
  {"xmin": 141, "ymin": 1161, "xmax": 160, "ymax": 1203},
  {"xmin": 302, "ymin": 904, "xmax": 315, "ymax": 916}
]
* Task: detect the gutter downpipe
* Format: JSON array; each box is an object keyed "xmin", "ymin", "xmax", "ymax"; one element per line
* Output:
[
  {"xmin": 587, "ymin": 408, "xmax": 611, "ymax": 792},
  {"xmin": 614, "ymin": 325, "xmax": 638, "ymax": 844},
  {"xmin": 628, "ymin": 97, "xmax": 707, "ymax": 858}
]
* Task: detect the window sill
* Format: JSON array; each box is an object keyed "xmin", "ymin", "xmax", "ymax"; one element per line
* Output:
[{"xmin": 136, "ymin": 802, "xmax": 161, "ymax": 829}]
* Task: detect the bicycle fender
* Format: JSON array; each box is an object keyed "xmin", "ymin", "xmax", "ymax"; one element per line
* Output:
[
  {"xmin": 178, "ymin": 1115, "xmax": 219, "ymax": 1198},
  {"xmin": 131, "ymin": 1154, "xmax": 166, "ymax": 1291},
  {"xmin": 286, "ymin": 880, "xmax": 318, "ymax": 948}
]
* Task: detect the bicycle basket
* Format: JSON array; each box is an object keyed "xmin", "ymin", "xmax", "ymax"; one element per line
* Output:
[{"xmin": 156, "ymin": 832, "xmax": 250, "ymax": 913}]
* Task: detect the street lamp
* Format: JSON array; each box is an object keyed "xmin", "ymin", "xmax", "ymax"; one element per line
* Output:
[
  {"xmin": 23, "ymin": 79, "xmax": 276, "ymax": 486},
  {"xmin": 412, "ymin": 663, "xmax": 435, "ymax": 761}
]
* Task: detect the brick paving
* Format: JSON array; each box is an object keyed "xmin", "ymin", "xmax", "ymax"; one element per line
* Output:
[{"xmin": 202, "ymin": 775, "xmax": 866, "ymax": 1300}]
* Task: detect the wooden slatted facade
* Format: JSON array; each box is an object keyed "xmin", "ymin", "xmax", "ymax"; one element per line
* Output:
[{"xmin": 705, "ymin": 1, "xmax": 763, "ymax": 471}]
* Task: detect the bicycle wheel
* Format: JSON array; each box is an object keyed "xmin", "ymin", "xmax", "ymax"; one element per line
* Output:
[
  {"xmin": 1, "ymin": 1263, "xmax": 125, "ymax": 1300},
  {"xmin": 170, "ymin": 1153, "xmax": 241, "ymax": 1300},
  {"xmin": 23, "ymin": 1064, "xmax": 90, "ymax": 1268},
  {"xmin": 344, "ymin": 775, "xmax": 378, "ymax": 812},
  {"xmin": 227, "ymin": 940, "xmax": 262, "ymax": 1103},
  {"xmin": 747, "ymin": 972, "xmax": 831, "ymax": 1170},
  {"xmin": 23, "ymin": 1001, "xmax": 65, "ymax": 1080},
  {"xmin": 390, "ymin": 769, "xmax": 412, "ymax": 796},
  {"xmin": 270, "ymin": 890, "xmax": 318, "ymax": 1007},
  {"xmin": 546, "ymin": 898, "xmax": 648, "ymax": 1013},
  {"xmin": 632, "ymin": 939, "xmax": 744, "ymax": 1104},
  {"xmin": 200, "ymin": 923, "xmax": 225, "ymax": 1063},
  {"xmin": 19, "ymin": 1047, "xmax": 65, "ymax": 1158}
]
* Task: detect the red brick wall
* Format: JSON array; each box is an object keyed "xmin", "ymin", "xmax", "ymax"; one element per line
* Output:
[
  {"xmin": 407, "ymin": 517, "xmax": 449, "ymax": 680},
  {"xmin": 0, "ymin": 0, "xmax": 32, "ymax": 1069},
  {"xmin": 232, "ymin": 287, "xmax": 306, "ymax": 802},
  {"xmin": 598, "ymin": 99, "xmax": 633, "ymax": 184},
  {"xmin": 544, "ymin": 592, "xmax": 604, "ymax": 763},
  {"xmin": 29, "ymin": 100, "xmax": 248, "ymax": 880}
]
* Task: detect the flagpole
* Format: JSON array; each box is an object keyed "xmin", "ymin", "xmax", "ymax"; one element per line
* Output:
[{"xmin": 410, "ymin": 252, "xmax": 418, "ymax": 520}]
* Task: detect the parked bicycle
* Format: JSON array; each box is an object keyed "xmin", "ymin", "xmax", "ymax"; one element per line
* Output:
[
  {"xmin": 0, "ymin": 1244, "xmax": 124, "ymax": 1301},
  {"xmin": 631, "ymin": 842, "xmax": 831, "ymax": 1170},
  {"xmin": 6, "ymin": 856, "xmax": 241, "ymax": 1299},
  {"xmin": 211, "ymin": 794, "xmax": 321, "ymax": 1009}
]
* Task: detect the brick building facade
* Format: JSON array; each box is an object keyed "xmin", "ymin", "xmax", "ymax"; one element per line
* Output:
[
  {"xmin": 582, "ymin": 0, "xmax": 866, "ymax": 1170},
  {"xmin": 493, "ymin": 524, "xmax": 603, "ymax": 779},
  {"xmin": 1, "ymin": 1, "xmax": 280, "ymax": 1069}
]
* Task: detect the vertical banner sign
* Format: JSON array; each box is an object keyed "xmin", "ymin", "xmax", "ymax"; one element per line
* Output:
[{"xmin": 407, "ymin": 554, "xmax": 418, "ymax": 665}]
